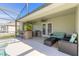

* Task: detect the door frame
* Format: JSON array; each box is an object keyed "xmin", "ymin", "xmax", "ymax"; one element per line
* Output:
[{"xmin": 42, "ymin": 22, "xmax": 53, "ymax": 37}]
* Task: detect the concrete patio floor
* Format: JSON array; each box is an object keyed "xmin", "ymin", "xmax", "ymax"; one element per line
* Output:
[
  {"xmin": 1, "ymin": 37, "xmax": 69, "ymax": 56},
  {"xmin": 32, "ymin": 37, "xmax": 58, "ymax": 48}
]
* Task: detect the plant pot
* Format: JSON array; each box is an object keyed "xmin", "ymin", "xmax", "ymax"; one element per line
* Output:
[{"xmin": 24, "ymin": 31, "xmax": 32, "ymax": 39}]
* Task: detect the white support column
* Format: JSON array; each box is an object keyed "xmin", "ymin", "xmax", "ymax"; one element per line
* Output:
[
  {"xmin": 76, "ymin": 5, "xmax": 79, "ymax": 56},
  {"xmin": 19, "ymin": 21, "xmax": 24, "ymax": 31}
]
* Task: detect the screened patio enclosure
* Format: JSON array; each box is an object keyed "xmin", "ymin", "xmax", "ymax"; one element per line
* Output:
[
  {"xmin": 0, "ymin": 3, "xmax": 27, "ymax": 34},
  {"xmin": 0, "ymin": 3, "xmax": 46, "ymax": 37}
]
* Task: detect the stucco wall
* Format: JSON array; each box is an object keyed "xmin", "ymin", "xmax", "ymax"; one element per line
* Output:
[
  {"xmin": 50, "ymin": 13, "xmax": 75, "ymax": 34},
  {"xmin": 33, "ymin": 12, "xmax": 75, "ymax": 35},
  {"xmin": 33, "ymin": 22, "xmax": 42, "ymax": 31}
]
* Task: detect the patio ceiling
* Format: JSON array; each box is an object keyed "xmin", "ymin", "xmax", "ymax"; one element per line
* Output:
[
  {"xmin": 27, "ymin": 7, "xmax": 76, "ymax": 23},
  {"xmin": 19, "ymin": 3, "xmax": 78, "ymax": 22}
]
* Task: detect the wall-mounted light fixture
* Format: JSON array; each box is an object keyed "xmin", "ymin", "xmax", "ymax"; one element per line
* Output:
[{"xmin": 41, "ymin": 18, "xmax": 48, "ymax": 22}]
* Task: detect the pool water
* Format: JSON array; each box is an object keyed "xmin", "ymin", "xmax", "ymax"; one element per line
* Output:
[
  {"xmin": 0, "ymin": 43, "xmax": 8, "ymax": 56},
  {"xmin": 0, "ymin": 50, "xmax": 7, "ymax": 56}
]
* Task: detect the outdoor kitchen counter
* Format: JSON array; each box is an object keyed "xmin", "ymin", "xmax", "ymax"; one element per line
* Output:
[{"xmin": 5, "ymin": 42, "xmax": 46, "ymax": 56}]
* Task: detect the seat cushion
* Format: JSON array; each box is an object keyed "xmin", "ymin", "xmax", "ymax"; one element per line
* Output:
[
  {"xmin": 50, "ymin": 32, "xmax": 65, "ymax": 39},
  {"xmin": 69, "ymin": 33, "xmax": 77, "ymax": 43}
]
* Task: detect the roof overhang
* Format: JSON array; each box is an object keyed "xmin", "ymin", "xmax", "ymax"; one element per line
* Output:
[{"xmin": 19, "ymin": 3, "xmax": 78, "ymax": 22}]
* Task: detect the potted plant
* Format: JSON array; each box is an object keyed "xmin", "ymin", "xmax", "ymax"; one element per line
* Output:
[{"xmin": 24, "ymin": 23, "xmax": 32, "ymax": 39}]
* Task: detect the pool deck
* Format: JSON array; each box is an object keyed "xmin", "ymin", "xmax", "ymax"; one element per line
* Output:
[{"xmin": 2, "ymin": 38, "xmax": 69, "ymax": 56}]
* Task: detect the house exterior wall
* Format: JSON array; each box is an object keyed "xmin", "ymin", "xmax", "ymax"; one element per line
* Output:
[
  {"xmin": 33, "ymin": 12, "xmax": 75, "ymax": 36},
  {"xmin": 50, "ymin": 12, "xmax": 75, "ymax": 34},
  {"xmin": 33, "ymin": 22, "xmax": 42, "ymax": 31},
  {"xmin": 8, "ymin": 25, "xmax": 15, "ymax": 34}
]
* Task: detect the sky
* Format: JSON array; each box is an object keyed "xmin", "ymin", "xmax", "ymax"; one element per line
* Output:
[{"xmin": 0, "ymin": 3, "xmax": 44, "ymax": 24}]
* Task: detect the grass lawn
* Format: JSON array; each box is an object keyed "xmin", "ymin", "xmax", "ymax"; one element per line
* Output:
[{"xmin": 0, "ymin": 33, "xmax": 15, "ymax": 39}]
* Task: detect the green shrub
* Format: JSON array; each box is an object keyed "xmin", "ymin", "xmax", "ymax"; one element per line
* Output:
[{"xmin": 24, "ymin": 23, "xmax": 32, "ymax": 31}]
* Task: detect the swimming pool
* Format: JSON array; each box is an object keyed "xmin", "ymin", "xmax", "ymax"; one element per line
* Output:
[
  {"xmin": 0, "ymin": 43, "xmax": 8, "ymax": 56},
  {"xmin": 0, "ymin": 50, "xmax": 7, "ymax": 56},
  {"xmin": 0, "ymin": 38, "xmax": 21, "ymax": 56}
]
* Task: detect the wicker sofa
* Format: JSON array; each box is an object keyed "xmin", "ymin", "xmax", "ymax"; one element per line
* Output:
[
  {"xmin": 44, "ymin": 32, "xmax": 78, "ymax": 56},
  {"xmin": 58, "ymin": 33, "xmax": 78, "ymax": 56},
  {"xmin": 58, "ymin": 40, "xmax": 77, "ymax": 56}
]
